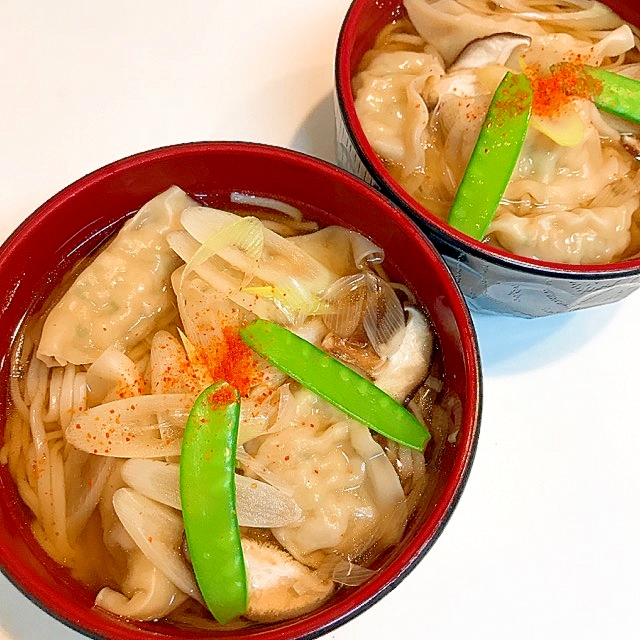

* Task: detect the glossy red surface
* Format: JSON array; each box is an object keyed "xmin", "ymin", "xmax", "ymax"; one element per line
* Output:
[
  {"xmin": 0, "ymin": 142, "xmax": 481, "ymax": 639},
  {"xmin": 335, "ymin": 0, "xmax": 640, "ymax": 317}
]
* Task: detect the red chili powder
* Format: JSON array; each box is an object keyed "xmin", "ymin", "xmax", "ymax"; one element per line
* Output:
[
  {"xmin": 203, "ymin": 325, "xmax": 260, "ymax": 397},
  {"xmin": 525, "ymin": 61, "xmax": 602, "ymax": 118},
  {"xmin": 207, "ymin": 384, "xmax": 237, "ymax": 409},
  {"xmin": 494, "ymin": 86, "xmax": 532, "ymax": 121},
  {"xmin": 166, "ymin": 356, "xmax": 203, "ymax": 395}
]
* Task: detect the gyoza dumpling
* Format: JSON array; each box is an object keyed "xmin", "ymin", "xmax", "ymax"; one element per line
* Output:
[
  {"xmin": 245, "ymin": 389, "xmax": 408, "ymax": 568},
  {"xmin": 353, "ymin": 48, "xmax": 442, "ymax": 175},
  {"xmin": 37, "ymin": 186, "xmax": 197, "ymax": 367},
  {"xmin": 403, "ymin": 0, "xmax": 624, "ymax": 67}
]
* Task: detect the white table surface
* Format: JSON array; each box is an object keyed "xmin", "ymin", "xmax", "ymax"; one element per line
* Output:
[{"xmin": 1, "ymin": 2, "xmax": 640, "ymax": 639}]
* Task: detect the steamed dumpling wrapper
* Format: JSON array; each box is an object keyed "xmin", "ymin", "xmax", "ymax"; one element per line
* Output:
[
  {"xmin": 352, "ymin": 48, "xmax": 443, "ymax": 174},
  {"xmin": 403, "ymin": 0, "xmax": 625, "ymax": 66},
  {"xmin": 489, "ymin": 119, "xmax": 640, "ymax": 263},
  {"xmin": 37, "ymin": 186, "xmax": 197, "ymax": 367},
  {"xmin": 242, "ymin": 388, "xmax": 408, "ymax": 569},
  {"xmin": 95, "ymin": 552, "xmax": 189, "ymax": 622}
]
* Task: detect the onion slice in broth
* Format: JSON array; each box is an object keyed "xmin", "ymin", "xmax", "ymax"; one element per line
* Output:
[
  {"xmin": 322, "ymin": 271, "xmax": 406, "ymax": 358},
  {"xmin": 121, "ymin": 459, "xmax": 303, "ymax": 528},
  {"xmin": 112, "ymin": 487, "xmax": 202, "ymax": 602}
]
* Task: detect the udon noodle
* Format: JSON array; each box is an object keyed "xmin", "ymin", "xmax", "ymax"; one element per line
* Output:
[
  {"xmin": 353, "ymin": 0, "xmax": 640, "ymax": 264},
  {"xmin": 1, "ymin": 186, "xmax": 458, "ymax": 627}
]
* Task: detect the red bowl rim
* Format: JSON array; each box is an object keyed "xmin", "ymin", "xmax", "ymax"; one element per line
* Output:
[
  {"xmin": 335, "ymin": 0, "xmax": 640, "ymax": 279},
  {"xmin": 0, "ymin": 141, "xmax": 482, "ymax": 640}
]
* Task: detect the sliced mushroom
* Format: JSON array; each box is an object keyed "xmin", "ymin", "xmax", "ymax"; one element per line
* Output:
[
  {"xmin": 373, "ymin": 307, "xmax": 433, "ymax": 402},
  {"xmin": 621, "ymin": 134, "xmax": 640, "ymax": 160},
  {"xmin": 242, "ymin": 538, "xmax": 335, "ymax": 623},
  {"xmin": 321, "ymin": 332, "xmax": 383, "ymax": 377},
  {"xmin": 449, "ymin": 32, "xmax": 532, "ymax": 71}
]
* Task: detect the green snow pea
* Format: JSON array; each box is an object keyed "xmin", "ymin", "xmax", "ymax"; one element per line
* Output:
[
  {"xmin": 584, "ymin": 65, "xmax": 640, "ymax": 124},
  {"xmin": 446, "ymin": 64, "xmax": 640, "ymax": 241},
  {"xmin": 238, "ymin": 319, "xmax": 430, "ymax": 452},
  {"xmin": 447, "ymin": 71, "xmax": 533, "ymax": 240},
  {"xmin": 180, "ymin": 381, "xmax": 247, "ymax": 624}
]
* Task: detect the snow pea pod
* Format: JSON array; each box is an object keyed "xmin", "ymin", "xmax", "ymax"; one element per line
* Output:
[
  {"xmin": 238, "ymin": 319, "xmax": 430, "ymax": 452},
  {"xmin": 180, "ymin": 381, "xmax": 247, "ymax": 624},
  {"xmin": 447, "ymin": 71, "xmax": 533, "ymax": 240},
  {"xmin": 585, "ymin": 66, "xmax": 640, "ymax": 125}
]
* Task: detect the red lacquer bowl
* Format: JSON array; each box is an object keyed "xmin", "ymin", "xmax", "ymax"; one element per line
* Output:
[
  {"xmin": 0, "ymin": 142, "xmax": 481, "ymax": 639},
  {"xmin": 335, "ymin": 0, "xmax": 640, "ymax": 317}
]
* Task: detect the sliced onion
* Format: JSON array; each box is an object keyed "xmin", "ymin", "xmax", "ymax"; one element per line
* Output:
[
  {"xmin": 322, "ymin": 273, "xmax": 367, "ymax": 339},
  {"xmin": 327, "ymin": 558, "xmax": 377, "ymax": 587},
  {"xmin": 176, "ymin": 329, "xmax": 214, "ymax": 387},
  {"xmin": 121, "ymin": 459, "xmax": 182, "ymax": 510},
  {"xmin": 86, "ymin": 346, "xmax": 143, "ymax": 406},
  {"xmin": 149, "ymin": 331, "xmax": 190, "ymax": 394},
  {"xmin": 230, "ymin": 192, "xmax": 303, "ymax": 221},
  {"xmin": 362, "ymin": 274, "xmax": 406, "ymax": 358},
  {"xmin": 65, "ymin": 394, "xmax": 194, "ymax": 458},
  {"xmin": 121, "ymin": 458, "xmax": 302, "ymax": 528},
  {"xmin": 235, "ymin": 474, "xmax": 302, "ymax": 528},
  {"xmin": 112, "ymin": 488, "xmax": 201, "ymax": 601},
  {"xmin": 66, "ymin": 453, "xmax": 115, "ymax": 540},
  {"xmin": 322, "ymin": 271, "xmax": 405, "ymax": 358},
  {"xmin": 236, "ymin": 448, "xmax": 296, "ymax": 497}
]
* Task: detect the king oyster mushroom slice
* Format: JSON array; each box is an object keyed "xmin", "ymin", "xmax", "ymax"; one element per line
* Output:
[
  {"xmin": 242, "ymin": 538, "xmax": 335, "ymax": 623},
  {"xmin": 621, "ymin": 134, "xmax": 640, "ymax": 160},
  {"xmin": 373, "ymin": 307, "xmax": 433, "ymax": 402},
  {"xmin": 449, "ymin": 32, "xmax": 532, "ymax": 71}
]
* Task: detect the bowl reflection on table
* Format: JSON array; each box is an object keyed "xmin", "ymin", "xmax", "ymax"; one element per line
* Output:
[
  {"xmin": 334, "ymin": 0, "xmax": 640, "ymax": 317},
  {"xmin": 0, "ymin": 142, "xmax": 481, "ymax": 639}
]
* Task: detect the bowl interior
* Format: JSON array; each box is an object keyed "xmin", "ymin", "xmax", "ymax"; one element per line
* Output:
[
  {"xmin": 335, "ymin": 0, "xmax": 640, "ymax": 279},
  {"xmin": 0, "ymin": 142, "xmax": 481, "ymax": 639}
]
